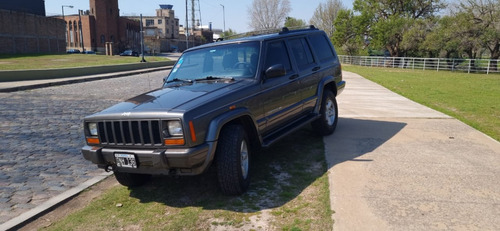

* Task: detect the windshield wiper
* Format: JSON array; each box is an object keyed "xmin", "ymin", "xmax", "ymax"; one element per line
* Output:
[
  {"xmin": 166, "ymin": 78, "xmax": 193, "ymax": 83},
  {"xmin": 194, "ymin": 76, "xmax": 235, "ymax": 82}
]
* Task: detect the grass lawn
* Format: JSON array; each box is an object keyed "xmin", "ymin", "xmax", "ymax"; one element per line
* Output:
[
  {"xmin": 0, "ymin": 54, "xmax": 169, "ymax": 70},
  {"xmin": 41, "ymin": 127, "xmax": 333, "ymax": 230},
  {"xmin": 343, "ymin": 65, "xmax": 500, "ymax": 141}
]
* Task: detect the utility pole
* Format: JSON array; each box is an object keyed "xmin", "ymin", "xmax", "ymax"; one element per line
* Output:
[
  {"xmin": 140, "ymin": 14, "xmax": 146, "ymax": 62},
  {"xmin": 220, "ymin": 4, "xmax": 225, "ymax": 34},
  {"xmin": 185, "ymin": 0, "xmax": 189, "ymax": 49}
]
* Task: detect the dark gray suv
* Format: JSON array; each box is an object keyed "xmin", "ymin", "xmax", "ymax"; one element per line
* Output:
[{"xmin": 82, "ymin": 26, "xmax": 345, "ymax": 195}]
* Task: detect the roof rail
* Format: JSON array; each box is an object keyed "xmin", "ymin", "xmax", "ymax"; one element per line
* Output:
[
  {"xmin": 279, "ymin": 25, "xmax": 318, "ymax": 34},
  {"xmin": 219, "ymin": 25, "xmax": 318, "ymax": 41}
]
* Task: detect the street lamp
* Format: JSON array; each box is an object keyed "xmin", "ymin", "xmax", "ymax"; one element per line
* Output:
[
  {"xmin": 62, "ymin": 5, "xmax": 73, "ymax": 50},
  {"xmin": 61, "ymin": 5, "xmax": 73, "ymax": 21},
  {"xmin": 220, "ymin": 4, "xmax": 225, "ymax": 34}
]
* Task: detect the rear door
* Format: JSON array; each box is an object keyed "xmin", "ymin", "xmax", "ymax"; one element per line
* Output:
[{"xmin": 286, "ymin": 36, "xmax": 320, "ymax": 113}]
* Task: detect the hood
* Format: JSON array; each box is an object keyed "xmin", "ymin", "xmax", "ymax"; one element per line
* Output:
[{"xmin": 88, "ymin": 80, "xmax": 247, "ymax": 119}]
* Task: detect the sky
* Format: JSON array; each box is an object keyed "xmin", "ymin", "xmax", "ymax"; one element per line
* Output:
[{"xmin": 45, "ymin": 0, "xmax": 354, "ymax": 33}]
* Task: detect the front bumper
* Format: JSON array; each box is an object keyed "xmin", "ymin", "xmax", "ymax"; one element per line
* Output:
[{"xmin": 81, "ymin": 142, "xmax": 217, "ymax": 175}]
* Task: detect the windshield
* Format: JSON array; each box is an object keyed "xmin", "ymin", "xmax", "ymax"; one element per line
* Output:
[{"xmin": 166, "ymin": 42, "xmax": 260, "ymax": 82}]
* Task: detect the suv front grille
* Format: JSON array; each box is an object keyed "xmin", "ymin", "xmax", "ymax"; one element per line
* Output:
[{"xmin": 97, "ymin": 120, "xmax": 162, "ymax": 146}]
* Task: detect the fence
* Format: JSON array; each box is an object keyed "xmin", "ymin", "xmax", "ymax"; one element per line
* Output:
[{"xmin": 338, "ymin": 55, "xmax": 500, "ymax": 74}]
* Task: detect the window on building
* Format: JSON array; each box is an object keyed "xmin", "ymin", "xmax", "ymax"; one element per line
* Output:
[
  {"xmin": 110, "ymin": 35, "xmax": 115, "ymax": 43},
  {"xmin": 146, "ymin": 29, "xmax": 156, "ymax": 36},
  {"xmin": 158, "ymin": 19, "xmax": 162, "ymax": 24},
  {"xmin": 146, "ymin": 19, "xmax": 154, "ymax": 26},
  {"xmin": 101, "ymin": 35, "xmax": 105, "ymax": 44}
]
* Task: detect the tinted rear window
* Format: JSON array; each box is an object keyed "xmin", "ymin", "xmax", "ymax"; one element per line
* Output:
[{"xmin": 309, "ymin": 34, "xmax": 336, "ymax": 62}]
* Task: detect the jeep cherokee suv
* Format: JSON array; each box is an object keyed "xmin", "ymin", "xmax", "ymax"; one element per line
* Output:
[{"xmin": 82, "ymin": 26, "xmax": 345, "ymax": 195}]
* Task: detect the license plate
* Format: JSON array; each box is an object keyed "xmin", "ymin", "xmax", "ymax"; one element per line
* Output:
[{"xmin": 115, "ymin": 154, "xmax": 137, "ymax": 168}]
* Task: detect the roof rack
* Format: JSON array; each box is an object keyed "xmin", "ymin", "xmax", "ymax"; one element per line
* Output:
[
  {"xmin": 279, "ymin": 25, "xmax": 317, "ymax": 34},
  {"xmin": 219, "ymin": 25, "xmax": 318, "ymax": 41}
]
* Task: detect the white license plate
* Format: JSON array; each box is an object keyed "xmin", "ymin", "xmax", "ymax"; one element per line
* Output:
[{"xmin": 115, "ymin": 154, "xmax": 137, "ymax": 168}]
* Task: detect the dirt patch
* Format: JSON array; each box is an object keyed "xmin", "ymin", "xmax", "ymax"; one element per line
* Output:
[{"xmin": 18, "ymin": 176, "xmax": 118, "ymax": 230}]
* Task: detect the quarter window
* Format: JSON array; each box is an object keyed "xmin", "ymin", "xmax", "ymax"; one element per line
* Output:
[{"xmin": 309, "ymin": 34, "xmax": 336, "ymax": 62}]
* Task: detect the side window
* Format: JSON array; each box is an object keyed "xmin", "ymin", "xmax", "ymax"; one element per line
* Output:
[
  {"xmin": 309, "ymin": 34, "xmax": 336, "ymax": 62},
  {"xmin": 264, "ymin": 41, "xmax": 291, "ymax": 71},
  {"xmin": 289, "ymin": 38, "xmax": 315, "ymax": 69}
]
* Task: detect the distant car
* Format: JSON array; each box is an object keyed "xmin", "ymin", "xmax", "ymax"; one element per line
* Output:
[
  {"xmin": 66, "ymin": 49, "xmax": 81, "ymax": 54},
  {"xmin": 120, "ymin": 50, "xmax": 139, "ymax": 57},
  {"xmin": 83, "ymin": 50, "xmax": 96, "ymax": 54}
]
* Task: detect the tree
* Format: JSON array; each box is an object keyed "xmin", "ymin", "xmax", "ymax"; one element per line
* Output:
[
  {"xmin": 310, "ymin": 0, "xmax": 344, "ymax": 38},
  {"xmin": 222, "ymin": 28, "xmax": 238, "ymax": 39},
  {"xmin": 248, "ymin": 0, "xmax": 291, "ymax": 31},
  {"xmin": 456, "ymin": 0, "xmax": 500, "ymax": 70},
  {"xmin": 332, "ymin": 9, "xmax": 366, "ymax": 55},
  {"xmin": 284, "ymin": 17, "xmax": 306, "ymax": 28},
  {"xmin": 353, "ymin": 0, "xmax": 446, "ymax": 57},
  {"xmin": 401, "ymin": 18, "xmax": 438, "ymax": 57}
]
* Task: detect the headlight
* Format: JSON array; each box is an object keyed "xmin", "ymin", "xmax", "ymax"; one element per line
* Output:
[
  {"xmin": 167, "ymin": 121, "xmax": 183, "ymax": 136},
  {"xmin": 88, "ymin": 123, "xmax": 98, "ymax": 136}
]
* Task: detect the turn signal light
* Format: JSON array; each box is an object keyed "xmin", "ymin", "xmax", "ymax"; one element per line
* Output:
[
  {"xmin": 86, "ymin": 137, "xmax": 100, "ymax": 145},
  {"xmin": 164, "ymin": 138, "xmax": 185, "ymax": 146}
]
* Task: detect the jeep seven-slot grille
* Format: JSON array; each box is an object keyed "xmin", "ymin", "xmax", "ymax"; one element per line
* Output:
[{"xmin": 97, "ymin": 120, "xmax": 162, "ymax": 146}]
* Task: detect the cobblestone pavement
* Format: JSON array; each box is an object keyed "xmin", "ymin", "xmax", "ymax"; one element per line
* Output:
[{"xmin": 0, "ymin": 70, "xmax": 170, "ymax": 224}]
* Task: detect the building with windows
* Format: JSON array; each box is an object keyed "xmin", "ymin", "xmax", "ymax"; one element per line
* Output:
[
  {"xmin": 56, "ymin": 0, "xmax": 141, "ymax": 54},
  {"xmin": 126, "ymin": 4, "xmax": 180, "ymax": 53},
  {"xmin": 0, "ymin": 0, "xmax": 65, "ymax": 54}
]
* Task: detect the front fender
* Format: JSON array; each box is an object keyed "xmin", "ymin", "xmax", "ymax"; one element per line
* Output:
[{"xmin": 205, "ymin": 108, "xmax": 255, "ymax": 142}]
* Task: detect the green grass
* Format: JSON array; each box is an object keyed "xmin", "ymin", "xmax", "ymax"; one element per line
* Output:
[
  {"xmin": 343, "ymin": 65, "xmax": 500, "ymax": 141},
  {"xmin": 0, "ymin": 54, "xmax": 169, "ymax": 70},
  {"xmin": 42, "ymin": 127, "xmax": 333, "ymax": 230}
]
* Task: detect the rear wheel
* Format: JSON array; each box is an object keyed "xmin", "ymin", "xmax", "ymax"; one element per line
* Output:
[
  {"xmin": 114, "ymin": 171, "xmax": 151, "ymax": 187},
  {"xmin": 215, "ymin": 124, "xmax": 251, "ymax": 195},
  {"xmin": 312, "ymin": 90, "xmax": 338, "ymax": 136}
]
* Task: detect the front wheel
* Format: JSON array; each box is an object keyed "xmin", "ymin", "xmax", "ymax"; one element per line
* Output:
[
  {"xmin": 114, "ymin": 171, "xmax": 151, "ymax": 187},
  {"xmin": 312, "ymin": 90, "xmax": 338, "ymax": 136},
  {"xmin": 215, "ymin": 124, "xmax": 251, "ymax": 195}
]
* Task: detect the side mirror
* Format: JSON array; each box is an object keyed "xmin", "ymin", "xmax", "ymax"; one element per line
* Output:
[{"xmin": 265, "ymin": 64, "xmax": 286, "ymax": 79}]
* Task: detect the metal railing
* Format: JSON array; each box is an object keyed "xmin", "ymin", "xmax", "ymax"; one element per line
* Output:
[{"xmin": 338, "ymin": 55, "xmax": 500, "ymax": 74}]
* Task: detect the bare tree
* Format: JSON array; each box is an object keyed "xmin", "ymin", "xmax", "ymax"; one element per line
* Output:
[
  {"xmin": 310, "ymin": 0, "xmax": 344, "ymax": 38},
  {"xmin": 248, "ymin": 0, "xmax": 291, "ymax": 31}
]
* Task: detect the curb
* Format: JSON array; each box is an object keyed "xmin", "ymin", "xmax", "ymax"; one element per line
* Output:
[
  {"xmin": 0, "ymin": 172, "xmax": 113, "ymax": 231},
  {"xmin": 0, "ymin": 66, "xmax": 172, "ymax": 93}
]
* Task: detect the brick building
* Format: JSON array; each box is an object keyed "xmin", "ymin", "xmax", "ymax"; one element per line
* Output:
[
  {"xmin": 0, "ymin": 0, "xmax": 45, "ymax": 16},
  {"xmin": 0, "ymin": 1, "xmax": 65, "ymax": 54},
  {"xmin": 58, "ymin": 0, "xmax": 141, "ymax": 54}
]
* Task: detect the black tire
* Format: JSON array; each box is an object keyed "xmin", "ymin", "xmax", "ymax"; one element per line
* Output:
[
  {"xmin": 215, "ymin": 124, "xmax": 251, "ymax": 195},
  {"xmin": 114, "ymin": 171, "xmax": 151, "ymax": 187},
  {"xmin": 312, "ymin": 90, "xmax": 338, "ymax": 136}
]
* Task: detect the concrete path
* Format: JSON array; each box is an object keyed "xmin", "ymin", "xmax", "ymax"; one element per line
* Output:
[{"xmin": 325, "ymin": 72, "xmax": 500, "ymax": 230}]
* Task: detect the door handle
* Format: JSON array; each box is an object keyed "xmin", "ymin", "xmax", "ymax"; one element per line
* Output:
[
  {"xmin": 312, "ymin": 66, "xmax": 321, "ymax": 72},
  {"xmin": 289, "ymin": 74, "xmax": 299, "ymax": 80}
]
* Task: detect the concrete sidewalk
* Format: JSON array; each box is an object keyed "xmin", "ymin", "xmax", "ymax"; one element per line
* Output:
[{"xmin": 326, "ymin": 72, "xmax": 500, "ymax": 230}]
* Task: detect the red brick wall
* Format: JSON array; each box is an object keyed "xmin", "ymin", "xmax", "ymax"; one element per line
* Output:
[{"xmin": 0, "ymin": 9, "xmax": 66, "ymax": 54}]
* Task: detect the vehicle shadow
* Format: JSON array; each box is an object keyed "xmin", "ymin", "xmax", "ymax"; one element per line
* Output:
[
  {"xmin": 127, "ymin": 118, "xmax": 406, "ymax": 212},
  {"xmin": 325, "ymin": 117, "xmax": 407, "ymax": 168}
]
